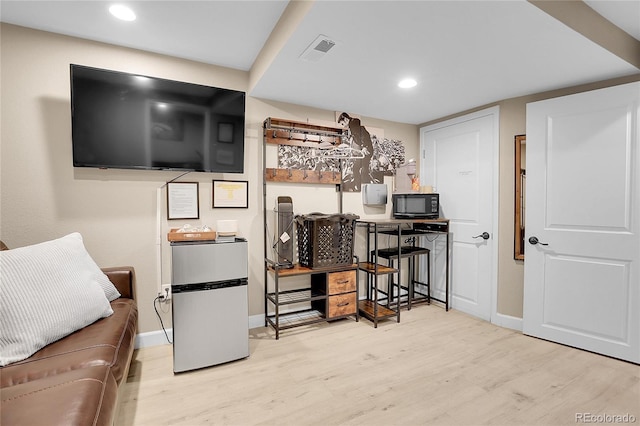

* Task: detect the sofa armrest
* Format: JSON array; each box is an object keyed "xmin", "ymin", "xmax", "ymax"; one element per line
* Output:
[{"xmin": 102, "ymin": 267, "xmax": 136, "ymax": 300}]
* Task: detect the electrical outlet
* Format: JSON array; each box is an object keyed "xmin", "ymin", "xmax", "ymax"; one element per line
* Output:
[{"xmin": 161, "ymin": 284, "xmax": 171, "ymax": 301}]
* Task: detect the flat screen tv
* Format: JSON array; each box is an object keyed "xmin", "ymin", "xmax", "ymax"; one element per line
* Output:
[{"xmin": 70, "ymin": 64, "xmax": 245, "ymax": 173}]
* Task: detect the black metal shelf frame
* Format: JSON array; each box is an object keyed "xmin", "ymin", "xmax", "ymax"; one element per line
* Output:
[
  {"xmin": 264, "ymin": 261, "xmax": 359, "ymax": 338},
  {"xmin": 265, "ymin": 288, "xmax": 325, "ymax": 305},
  {"xmin": 262, "ymin": 117, "xmax": 360, "ymax": 339},
  {"xmin": 356, "ymin": 218, "xmax": 450, "ymax": 326}
]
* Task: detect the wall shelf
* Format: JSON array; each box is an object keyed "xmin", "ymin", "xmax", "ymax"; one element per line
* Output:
[
  {"xmin": 265, "ymin": 117, "xmax": 344, "ymax": 136},
  {"xmin": 265, "ymin": 129, "xmax": 343, "ymax": 148},
  {"xmin": 264, "ymin": 168, "xmax": 341, "ymax": 184}
]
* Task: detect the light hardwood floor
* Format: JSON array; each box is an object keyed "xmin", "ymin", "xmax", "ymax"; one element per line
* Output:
[{"xmin": 117, "ymin": 306, "xmax": 639, "ymax": 425}]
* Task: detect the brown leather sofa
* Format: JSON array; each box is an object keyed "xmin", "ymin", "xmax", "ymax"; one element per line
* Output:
[{"xmin": 0, "ymin": 262, "xmax": 138, "ymax": 426}]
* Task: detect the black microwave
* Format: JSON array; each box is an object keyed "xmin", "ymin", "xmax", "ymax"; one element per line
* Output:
[{"xmin": 392, "ymin": 193, "xmax": 440, "ymax": 219}]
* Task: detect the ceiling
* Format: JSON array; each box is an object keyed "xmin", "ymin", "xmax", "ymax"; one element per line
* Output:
[{"xmin": 1, "ymin": 0, "xmax": 638, "ymax": 125}]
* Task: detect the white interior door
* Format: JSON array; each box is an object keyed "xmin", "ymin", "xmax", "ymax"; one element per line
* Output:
[
  {"xmin": 524, "ymin": 82, "xmax": 640, "ymax": 363},
  {"xmin": 420, "ymin": 106, "xmax": 499, "ymax": 321}
]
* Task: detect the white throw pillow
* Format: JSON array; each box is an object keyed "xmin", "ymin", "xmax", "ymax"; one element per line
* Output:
[{"xmin": 0, "ymin": 233, "xmax": 116, "ymax": 366}]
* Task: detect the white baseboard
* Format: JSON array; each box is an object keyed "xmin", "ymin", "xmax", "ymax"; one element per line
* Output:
[
  {"xmin": 135, "ymin": 329, "xmax": 173, "ymax": 349},
  {"xmin": 136, "ymin": 313, "xmax": 520, "ymax": 349},
  {"xmin": 249, "ymin": 314, "xmax": 265, "ymax": 330},
  {"xmin": 135, "ymin": 314, "xmax": 266, "ymax": 349},
  {"xmin": 492, "ymin": 312, "xmax": 523, "ymax": 331}
]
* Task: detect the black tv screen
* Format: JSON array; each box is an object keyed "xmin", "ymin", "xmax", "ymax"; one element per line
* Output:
[{"xmin": 70, "ymin": 64, "xmax": 245, "ymax": 173}]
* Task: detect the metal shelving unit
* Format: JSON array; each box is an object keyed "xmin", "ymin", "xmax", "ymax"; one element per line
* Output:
[
  {"xmin": 356, "ymin": 218, "xmax": 451, "ymax": 327},
  {"xmin": 262, "ymin": 118, "xmax": 359, "ymax": 339},
  {"xmin": 264, "ymin": 260, "xmax": 359, "ymax": 339},
  {"xmin": 356, "ymin": 221, "xmax": 402, "ymax": 327}
]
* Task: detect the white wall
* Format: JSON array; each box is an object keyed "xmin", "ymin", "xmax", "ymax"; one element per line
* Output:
[{"xmin": 0, "ymin": 24, "xmax": 418, "ymax": 334}]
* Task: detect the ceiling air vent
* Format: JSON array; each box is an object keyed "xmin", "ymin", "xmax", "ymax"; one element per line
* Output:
[{"xmin": 299, "ymin": 34, "xmax": 336, "ymax": 62}]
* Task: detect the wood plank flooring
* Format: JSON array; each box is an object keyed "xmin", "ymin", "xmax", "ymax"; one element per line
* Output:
[{"xmin": 117, "ymin": 306, "xmax": 639, "ymax": 425}]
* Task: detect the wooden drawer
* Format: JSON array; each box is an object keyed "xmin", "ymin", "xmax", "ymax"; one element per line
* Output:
[
  {"xmin": 328, "ymin": 292, "xmax": 357, "ymax": 318},
  {"xmin": 327, "ymin": 270, "xmax": 356, "ymax": 295}
]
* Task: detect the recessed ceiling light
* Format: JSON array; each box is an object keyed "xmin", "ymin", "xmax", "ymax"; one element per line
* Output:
[
  {"xmin": 398, "ymin": 78, "xmax": 417, "ymax": 89},
  {"xmin": 109, "ymin": 4, "xmax": 136, "ymax": 21}
]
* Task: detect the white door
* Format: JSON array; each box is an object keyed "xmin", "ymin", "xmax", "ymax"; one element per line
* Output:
[
  {"xmin": 420, "ymin": 106, "xmax": 499, "ymax": 321},
  {"xmin": 524, "ymin": 82, "xmax": 640, "ymax": 363}
]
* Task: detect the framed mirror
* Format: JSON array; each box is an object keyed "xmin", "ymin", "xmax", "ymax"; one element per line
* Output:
[{"xmin": 514, "ymin": 135, "xmax": 526, "ymax": 260}]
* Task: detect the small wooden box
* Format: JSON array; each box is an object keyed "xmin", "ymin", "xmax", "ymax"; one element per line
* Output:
[
  {"xmin": 328, "ymin": 293, "xmax": 357, "ymax": 318},
  {"xmin": 167, "ymin": 228, "xmax": 217, "ymax": 242},
  {"xmin": 327, "ymin": 270, "xmax": 356, "ymax": 295}
]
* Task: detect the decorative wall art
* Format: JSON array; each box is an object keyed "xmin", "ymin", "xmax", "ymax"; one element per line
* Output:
[
  {"xmin": 275, "ymin": 112, "xmax": 405, "ymax": 192},
  {"xmin": 212, "ymin": 179, "xmax": 248, "ymax": 208},
  {"xmin": 277, "ymin": 145, "xmax": 341, "ymax": 172}
]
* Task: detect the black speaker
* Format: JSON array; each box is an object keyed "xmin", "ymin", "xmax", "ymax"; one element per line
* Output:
[{"xmin": 276, "ymin": 196, "xmax": 294, "ymax": 268}]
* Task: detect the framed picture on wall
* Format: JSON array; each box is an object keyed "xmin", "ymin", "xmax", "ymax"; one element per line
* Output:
[
  {"xmin": 167, "ymin": 182, "xmax": 199, "ymax": 219},
  {"xmin": 212, "ymin": 180, "xmax": 248, "ymax": 208}
]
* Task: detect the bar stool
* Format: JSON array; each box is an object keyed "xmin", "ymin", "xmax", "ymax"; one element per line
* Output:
[{"xmin": 371, "ymin": 239, "xmax": 430, "ymax": 309}]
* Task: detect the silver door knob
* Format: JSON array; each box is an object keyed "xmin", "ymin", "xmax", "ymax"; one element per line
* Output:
[{"xmin": 473, "ymin": 232, "xmax": 490, "ymax": 240}]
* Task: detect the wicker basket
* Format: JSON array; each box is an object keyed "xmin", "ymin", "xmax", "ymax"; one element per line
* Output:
[{"xmin": 295, "ymin": 213, "xmax": 359, "ymax": 268}]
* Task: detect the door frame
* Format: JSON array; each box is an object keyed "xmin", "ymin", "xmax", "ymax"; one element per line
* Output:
[{"xmin": 420, "ymin": 105, "xmax": 500, "ymax": 324}]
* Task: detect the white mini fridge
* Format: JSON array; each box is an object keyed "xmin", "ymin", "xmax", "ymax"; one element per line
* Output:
[{"xmin": 171, "ymin": 239, "xmax": 249, "ymax": 373}]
